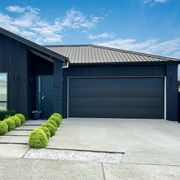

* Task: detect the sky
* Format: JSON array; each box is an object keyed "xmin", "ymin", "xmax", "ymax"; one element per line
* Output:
[{"xmin": 0, "ymin": 0, "xmax": 180, "ymax": 59}]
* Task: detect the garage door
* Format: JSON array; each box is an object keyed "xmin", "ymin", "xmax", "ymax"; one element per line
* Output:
[{"xmin": 68, "ymin": 77, "xmax": 164, "ymax": 119}]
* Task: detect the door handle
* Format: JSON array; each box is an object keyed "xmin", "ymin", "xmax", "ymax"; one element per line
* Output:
[{"xmin": 42, "ymin": 95, "xmax": 46, "ymax": 100}]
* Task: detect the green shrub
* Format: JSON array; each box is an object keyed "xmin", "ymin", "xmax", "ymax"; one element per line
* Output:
[
  {"xmin": 10, "ymin": 116, "xmax": 21, "ymax": 128},
  {"xmin": 51, "ymin": 113, "xmax": 62, "ymax": 120},
  {"xmin": 0, "ymin": 110, "xmax": 16, "ymax": 120},
  {"xmin": 39, "ymin": 126, "xmax": 50, "ymax": 140},
  {"xmin": 41, "ymin": 123, "xmax": 56, "ymax": 137},
  {"xmin": 47, "ymin": 119, "xmax": 58, "ymax": 129},
  {"xmin": 49, "ymin": 115, "xmax": 61, "ymax": 126},
  {"xmin": 15, "ymin": 113, "xmax": 26, "ymax": 125},
  {"xmin": 4, "ymin": 118, "xmax": 16, "ymax": 131},
  {"xmin": 0, "ymin": 121, "xmax": 8, "ymax": 135},
  {"xmin": 29, "ymin": 129, "xmax": 48, "ymax": 148}
]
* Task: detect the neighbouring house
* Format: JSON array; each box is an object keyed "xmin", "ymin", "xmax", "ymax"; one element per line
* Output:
[{"xmin": 0, "ymin": 27, "xmax": 179, "ymax": 121}]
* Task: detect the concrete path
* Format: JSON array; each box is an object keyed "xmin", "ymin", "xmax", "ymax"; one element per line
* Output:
[
  {"xmin": 0, "ymin": 120, "xmax": 44, "ymax": 158},
  {"xmin": 0, "ymin": 158, "xmax": 179, "ymax": 180},
  {"xmin": 6, "ymin": 130, "xmax": 31, "ymax": 136},
  {"xmin": 25, "ymin": 120, "xmax": 45, "ymax": 126},
  {"xmin": 0, "ymin": 136, "xmax": 28, "ymax": 144},
  {"xmin": 0, "ymin": 144, "xmax": 29, "ymax": 159}
]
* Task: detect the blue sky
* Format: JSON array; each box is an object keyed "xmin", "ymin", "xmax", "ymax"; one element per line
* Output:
[{"xmin": 0, "ymin": 0, "xmax": 180, "ymax": 59}]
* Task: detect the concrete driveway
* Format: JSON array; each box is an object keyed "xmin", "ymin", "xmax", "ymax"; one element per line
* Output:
[
  {"xmin": 47, "ymin": 118, "xmax": 180, "ymax": 165},
  {"xmin": 0, "ymin": 118, "xmax": 180, "ymax": 180}
]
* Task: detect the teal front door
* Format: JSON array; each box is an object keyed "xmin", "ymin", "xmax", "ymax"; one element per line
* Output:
[{"xmin": 36, "ymin": 75, "xmax": 53, "ymax": 118}]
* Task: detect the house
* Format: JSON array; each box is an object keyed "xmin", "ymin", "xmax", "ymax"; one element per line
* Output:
[{"xmin": 0, "ymin": 27, "xmax": 179, "ymax": 121}]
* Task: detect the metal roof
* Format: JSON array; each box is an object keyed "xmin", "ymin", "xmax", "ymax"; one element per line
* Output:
[
  {"xmin": 0, "ymin": 27, "xmax": 67, "ymax": 62},
  {"xmin": 45, "ymin": 44, "xmax": 179, "ymax": 64}
]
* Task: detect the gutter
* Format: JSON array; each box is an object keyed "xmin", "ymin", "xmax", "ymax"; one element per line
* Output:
[{"xmin": 62, "ymin": 57, "xmax": 70, "ymax": 68}]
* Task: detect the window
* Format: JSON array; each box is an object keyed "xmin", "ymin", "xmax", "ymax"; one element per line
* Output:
[{"xmin": 0, "ymin": 73, "xmax": 7, "ymax": 110}]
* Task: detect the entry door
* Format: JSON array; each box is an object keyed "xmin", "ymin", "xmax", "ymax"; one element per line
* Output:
[
  {"xmin": 69, "ymin": 77, "xmax": 164, "ymax": 119},
  {"xmin": 36, "ymin": 75, "xmax": 53, "ymax": 118}
]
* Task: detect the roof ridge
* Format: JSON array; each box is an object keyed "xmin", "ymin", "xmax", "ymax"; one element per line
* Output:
[{"xmin": 44, "ymin": 44, "xmax": 92, "ymax": 47}]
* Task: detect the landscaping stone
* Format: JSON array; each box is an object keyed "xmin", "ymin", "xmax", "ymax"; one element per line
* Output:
[
  {"xmin": 24, "ymin": 149, "xmax": 123, "ymax": 163},
  {"xmin": 0, "ymin": 144, "xmax": 29, "ymax": 158}
]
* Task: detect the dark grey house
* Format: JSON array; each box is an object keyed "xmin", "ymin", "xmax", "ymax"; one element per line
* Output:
[{"xmin": 0, "ymin": 27, "xmax": 179, "ymax": 121}]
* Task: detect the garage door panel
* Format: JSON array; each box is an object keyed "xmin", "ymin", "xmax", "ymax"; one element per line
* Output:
[
  {"xmin": 70, "ymin": 97, "xmax": 164, "ymax": 108},
  {"xmin": 69, "ymin": 77, "xmax": 164, "ymax": 118},
  {"xmin": 70, "ymin": 107, "xmax": 164, "ymax": 119},
  {"xmin": 70, "ymin": 78, "xmax": 163, "ymax": 88},
  {"xmin": 70, "ymin": 87, "xmax": 163, "ymax": 98}
]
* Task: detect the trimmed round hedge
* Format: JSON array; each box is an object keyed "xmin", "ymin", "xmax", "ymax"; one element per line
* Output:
[
  {"xmin": 11, "ymin": 116, "xmax": 21, "ymax": 128},
  {"xmin": 0, "ymin": 121, "xmax": 8, "ymax": 135},
  {"xmin": 49, "ymin": 116, "xmax": 61, "ymax": 127},
  {"xmin": 39, "ymin": 126, "xmax": 50, "ymax": 140},
  {"xmin": 51, "ymin": 113, "xmax": 62, "ymax": 120},
  {"xmin": 4, "ymin": 118, "xmax": 16, "ymax": 131},
  {"xmin": 15, "ymin": 113, "xmax": 26, "ymax": 125},
  {"xmin": 47, "ymin": 119, "xmax": 58, "ymax": 129},
  {"xmin": 41, "ymin": 123, "xmax": 56, "ymax": 137},
  {"xmin": 29, "ymin": 129, "xmax": 48, "ymax": 148}
]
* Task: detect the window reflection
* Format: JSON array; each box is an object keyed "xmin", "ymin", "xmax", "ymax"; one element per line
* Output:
[{"xmin": 0, "ymin": 73, "xmax": 7, "ymax": 110}]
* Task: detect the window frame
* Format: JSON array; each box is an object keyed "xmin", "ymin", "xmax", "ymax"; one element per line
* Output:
[{"xmin": 0, "ymin": 73, "xmax": 8, "ymax": 110}]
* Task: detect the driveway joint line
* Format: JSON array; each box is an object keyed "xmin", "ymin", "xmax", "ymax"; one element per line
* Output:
[
  {"xmin": 121, "ymin": 162, "xmax": 180, "ymax": 167},
  {"xmin": 45, "ymin": 147, "xmax": 125, "ymax": 154},
  {"xmin": 101, "ymin": 163, "xmax": 106, "ymax": 180},
  {"xmin": 21, "ymin": 147, "xmax": 31, "ymax": 159},
  {"xmin": 3, "ymin": 135, "xmax": 28, "ymax": 137},
  {"xmin": 0, "ymin": 142, "xmax": 27, "ymax": 145}
]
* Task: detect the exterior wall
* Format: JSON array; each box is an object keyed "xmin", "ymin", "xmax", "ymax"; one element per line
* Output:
[
  {"xmin": 166, "ymin": 64, "xmax": 178, "ymax": 121},
  {"xmin": 63, "ymin": 64, "xmax": 167, "ymax": 118},
  {"xmin": 0, "ymin": 33, "xmax": 28, "ymax": 116},
  {"xmin": 0, "ymin": 33, "xmax": 64, "ymax": 118},
  {"xmin": 53, "ymin": 59, "xmax": 63, "ymax": 115},
  {"xmin": 178, "ymin": 91, "xmax": 180, "ymax": 122},
  {"xmin": 27, "ymin": 52, "xmax": 54, "ymax": 117}
]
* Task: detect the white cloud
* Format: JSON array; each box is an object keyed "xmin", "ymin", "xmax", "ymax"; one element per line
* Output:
[
  {"xmin": 6, "ymin": 5, "xmax": 25, "ymax": 13},
  {"xmin": 0, "ymin": 6, "xmax": 101, "ymax": 44},
  {"xmin": 96, "ymin": 38, "xmax": 180, "ymax": 59},
  {"xmin": 88, "ymin": 32, "xmax": 114, "ymax": 40},
  {"xmin": 62, "ymin": 9, "xmax": 101, "ymax": 29},
  {"xmin": 143, "ymin": 0, "xmax": 169, "ymax": 4}
]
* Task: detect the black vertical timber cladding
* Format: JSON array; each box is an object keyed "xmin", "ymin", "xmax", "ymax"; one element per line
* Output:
[
  {"xmin": 178, "ymin": 92, "xmax": 180, "ymax": 122},
  {"xmin": 0, "ymin": 33, "xmax": 28, "ymax": 115},
  {"xmin": 62, "ymin": 69, "xmax": 68, "ymax": 118},
  {"xmin": 166, "ymin": 64, "xmax": 178, "ymax": 121},
  {"xmin": 27, "ymin": 52, "xmax": 53, "ymax": 117},
  {"xmin": 53, "ymin": 59, "xmax": 63, "ymax": 114}
]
